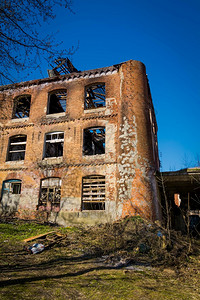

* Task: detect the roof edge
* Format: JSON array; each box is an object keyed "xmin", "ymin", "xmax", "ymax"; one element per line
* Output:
[
  {"xmin": 0, "ymin": 60, "xmax": 145, "ymax": 91},
  {"xmin": 160, "ymin": 166, "xmax": 200, "ymax": 176},
  {"xmin": 0, "ymin": 63, "xmax": 122, "ymax": 91}
]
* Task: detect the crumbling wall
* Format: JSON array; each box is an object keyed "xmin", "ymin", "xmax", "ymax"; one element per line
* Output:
[
  {"xmin": 0, "ymin": 61, "xmax": 161, "ymax": 225},
  {"xmin": 117, "ymin": 60, "xmax": 161, "ymax": 221},
  {"xmin": 0, "ymin": 70, "xmax": 120, "ymax": 225}
]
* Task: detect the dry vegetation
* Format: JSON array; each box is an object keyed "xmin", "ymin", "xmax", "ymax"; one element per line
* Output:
[{"xmin": 0, "ymin": 217, "xmax": 199, "ymax": 299}]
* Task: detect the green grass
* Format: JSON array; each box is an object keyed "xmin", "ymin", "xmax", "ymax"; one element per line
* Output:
[
  {"xmin": 0, "ymin": 266, "xmax": 199, "ymax": 300},
  {"xmin": 0, "ymin": 222, "xmax": 54, "ymax": 242},
  {"xmin": 0, "ymin": 221, "xmax": 77, "ymax": 243},
  {"xmin": 0, "ymin": 220, "xmax": 199, "ymax": 300}
]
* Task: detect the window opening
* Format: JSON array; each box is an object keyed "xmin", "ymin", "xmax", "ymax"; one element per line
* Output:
[
  {"xmin": 7, "ymin": 135, "xmax": 27, "ymax": 161},
  {"xmin": 1, "ymin": 179, "xmax": 22, "ymax": 214},
  {"xmin": 2, "ymin": 179, "xmax": 22, "ymax": 195},
  {"xmin": 48, "ymin": 90, "xmax": 67, "ymax": 114},
  {"xmin": 83, "ymin": 127, "xmax": 105, "ymax": 156},
  {"xmin": 13, "ymin": 95, "xmax": 31, "ymax": 118},
  {"xmin": 38, "ymin": 178, "xmax": 61, "ymax": 210},
  {"xmin": 82, "ymin": 175, "xmax": 105, "ymax": 210},
  {"xmin": 85, "ymin": 83, "xmax": 105, "ymax": 109},
  {"xmin": 44, "ymin": 132, "xmax": 64, "ymax": 158}
]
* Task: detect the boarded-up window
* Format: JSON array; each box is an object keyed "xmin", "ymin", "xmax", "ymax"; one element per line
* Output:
[
  {"xmin": 38, "ymin": 178, "xmax": 61, "ymax": 211},
  {"xmin": 48, "ymin": 90, "xmax": 67, "ymax": 114},
  {"xmin": 7, "ymin": 135, "xmax": 27, "ymax": 161},
  {"xmin": 13, "ymin": 95, "xmax": 31, "ymax": 118},
  {"xmin": 85, "ymin": 83, "xmax": 105, "ymax": 109},
  {"xmin": 44, "ymin": 132, "xmax": 64, "ymax": 158},
  {"xmin": 82, "ymin": 175, "xmax": 105, "ymax": 210},
  {"xmin": 83, "ymin": 127, "xmax": 105, "ymax": 156}
]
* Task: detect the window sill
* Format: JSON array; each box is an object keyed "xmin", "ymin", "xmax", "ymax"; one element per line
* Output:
[
  {"xmin": 84, "ymin": 107, "xmax": 106, "ymax": 114},
  {"xmin": 83, "ymin": 154, "xmax": 105, "ymax": 159},
  {"xmin": 46, "ymin": 112, "xmax": 66, "ymax": 118},
  {"xmin": 5, "ymin": 160, "xmax": 24, "ymax": 164},
  {"xmin": 82, "ymin": 210, "xmax": 105, "ymax": 212},
  {"xmin": 11, "ymin": 118, "xmax": 29, "ymax": 123},
  {"xmin": 42, "ymin": 157, "xmax": 63, "ymax": 165}
]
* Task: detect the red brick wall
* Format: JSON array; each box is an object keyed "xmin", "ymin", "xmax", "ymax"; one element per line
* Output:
[{"xmin": 0, "ymin": 61, "xmax": 161, "ymax": 224}]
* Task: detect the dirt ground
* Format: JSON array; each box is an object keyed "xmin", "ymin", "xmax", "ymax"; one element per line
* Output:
[{"xmin": 0, "ymin": 218, "xmax": 199, "ymax": 300}]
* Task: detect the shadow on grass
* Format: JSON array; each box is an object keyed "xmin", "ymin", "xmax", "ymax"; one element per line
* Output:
[
  {"xmin": 0, "ymin": 252, "xmax": 101, "ymax": 273},
  {"xmin": 0, "ymin": 265, "xmax": 115, "ymax": 287}
]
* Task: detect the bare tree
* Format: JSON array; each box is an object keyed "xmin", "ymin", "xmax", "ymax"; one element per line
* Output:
[
  {"xmin": 0, "ymin": 0, "xmax": 74, "ymax": 84},
  {"xmin": 194, "ymin": 154, "xmax": 200, "ymax": 167}
]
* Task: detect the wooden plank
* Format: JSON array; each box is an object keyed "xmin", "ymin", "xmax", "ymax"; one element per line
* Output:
[
  {"xmin": 83, "ymin": 200, "xmax": 105, "ymax": 203},
  {"xmin": 83, "ymin": 184, "xmax": 105, "ymax": 188},
  {"xmin": 83, "ymin": 192, "xmax": 105, "ymax": 196},
  {"xmin": 82, "ymin": 197, "xmax": 105, "ymax": 201},
  {"xmin": 83, "ymin": 178, "xmax": 105, "ymax": 183},
  {"xmin": 83, "ymin": 188, "xmax": 105, "ymax": 190},
  {"xmin": 23, "ymin": 231, "xmax": 56, "ymax": 243}
]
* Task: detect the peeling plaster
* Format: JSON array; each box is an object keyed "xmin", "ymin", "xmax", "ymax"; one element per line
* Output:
[
  {"xmin": 0, "ymin": 60, "xmax": 160, "ymax": 225},
  {"xmin": 117, "ymin": 116, "xmax": 138, "ymax": 202}
]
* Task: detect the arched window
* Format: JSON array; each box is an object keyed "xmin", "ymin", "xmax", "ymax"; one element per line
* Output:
[
  {"xmin": 85, "ymin": 83, "xmax": 105, "ymax": 109},
  {"xmin": 12, "ymin": 95, "xmax": 31, "ymax": 118},
  {"xmin": 7, "ymin": 135, "xmax": 27, "ymax": 161},
  {"xmin": 82, "ymin": 175, "xmax": 105, "ymax": 210},
  {"xmin": 38, "ymin": 177, "xmax": 61, "ymax": 210},
  {"xmin": 47, "ymin": 90, "xmax": 67, "ymax": 114},
  {"xmin": 83, "ymin": 127, "xmax": 105, "ymax": 156},
  {"xmin": 43, "ymin": 132, "xmax": 64, "ymax": 158}
]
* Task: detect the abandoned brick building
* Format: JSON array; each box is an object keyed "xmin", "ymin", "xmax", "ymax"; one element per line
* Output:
[{"xmin": 0, "ymin": 60, "xmax": 161, "ymax": 225}]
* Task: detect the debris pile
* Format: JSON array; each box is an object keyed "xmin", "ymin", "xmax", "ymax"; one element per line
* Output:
[
  {"xmin": 8, "ymin": 216, "xmax": 196, "ymax": 269},
  {"xmin": 70, "ymin": 217, "xmax": 194, "ymax": 268},
  {"xmin": 24, "ymin": 231, "xmax": 69, "ymax": 253}
]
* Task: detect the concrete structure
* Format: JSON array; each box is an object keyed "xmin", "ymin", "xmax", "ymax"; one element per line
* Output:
[
  {"xmin": 160, "ymin": 168, "xmax": 200, "ymax": 233},
  {"xmin": 0, "ymin": 60, "xmax": 161, "ymax": 225}
]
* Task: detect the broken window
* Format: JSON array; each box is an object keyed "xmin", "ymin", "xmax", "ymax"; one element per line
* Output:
[
  {"xmin": 48, "ymin": 90, "xmax": 67, "ymax": 114},
  {"xmin": 2, "ymin": 179, "xmax": 22, "ymax": 195},
  {"xmin": 38, "ymin": 178, "xmax": 61, "ymax": 211},
  {"xmin": 82, "ymin": 175, "xmax": 105, "ymax": 210},
  {"xmin": 85, "ymin": 83, "xmax": 105, "ymax": 109},
  {"xmin": 1, "ymin": 179, "xmax": 22, "ymax": 214},
  {"xmin": 44, "ymin": 132, "xmax": 64, "ymax": 158},
  {"xmin": 12, "ymin": 95, "xmax": 31, "ymax": 118},
  {"xmin": 7, "ymin": 135, "xmax": 27, "ymax": 161},
  {"xmin": 83, "ymin": 127, "xmax": 105, "ymax": 156}
]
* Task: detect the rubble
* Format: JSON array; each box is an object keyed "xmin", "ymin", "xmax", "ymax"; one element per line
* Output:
[
  {"xmin": 70, "ymin": 217, "xmax": 194, "ymax": 268},
  {"xmin": 24, "ymin": 231, "xmax": 69, "ymax": 253}
]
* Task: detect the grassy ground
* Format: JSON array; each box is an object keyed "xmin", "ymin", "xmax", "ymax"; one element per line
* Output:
[{"xmin": 0, "ymin": 219, "xmax": 199, "ymax": 300}]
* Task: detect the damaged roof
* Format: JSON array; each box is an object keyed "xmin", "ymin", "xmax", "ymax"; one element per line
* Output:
[
  {"xmin": 160, "ymin": 167, "xmax": 200, "ymax": 194},
  {"xmin": 0, "ymin": 63, "xmax": 122, "ymax": 91}
]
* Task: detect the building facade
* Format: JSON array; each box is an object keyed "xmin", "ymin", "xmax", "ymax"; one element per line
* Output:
[{"xmin": 0, "ymin": 60, "xmax": 161, "ymax": 225}]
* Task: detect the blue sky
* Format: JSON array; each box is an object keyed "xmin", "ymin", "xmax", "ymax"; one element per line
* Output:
[{"xmin": 27, "ymin": 0, "xmax": 200, "ymax": 171}]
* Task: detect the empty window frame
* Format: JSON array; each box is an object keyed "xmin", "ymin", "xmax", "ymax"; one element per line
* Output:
[
  {"xmin": 2, "ymin": 179, "xmax": 22, "ymax": 195},
  {"xmin": 38, "ymin": 178, "xmax": 61, "ymax": 210},
  {"xmin": 85, "ymin": 83, "xmax": 105, "ymax": 109},
  {"xmin": 7, "ymin": 135, "xmax": 27, "ymax": 161},
  {"xmin": 48, "ymin": 90, "xmax": 67, "ymax": 114},
  {"xmin": 82, "ymin": 175, "xmax": 105, "ymax": 210},
  {"xmin": 12, "ymin": 95, "xmax": 31, "ymax": 118},
  {"xmin": 83, "ymin": 127, "xmax": 105, "ymax": 156},
  {"xmin": 44, "ymin": 132, "xmax": 64, "ymax": 158}
]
